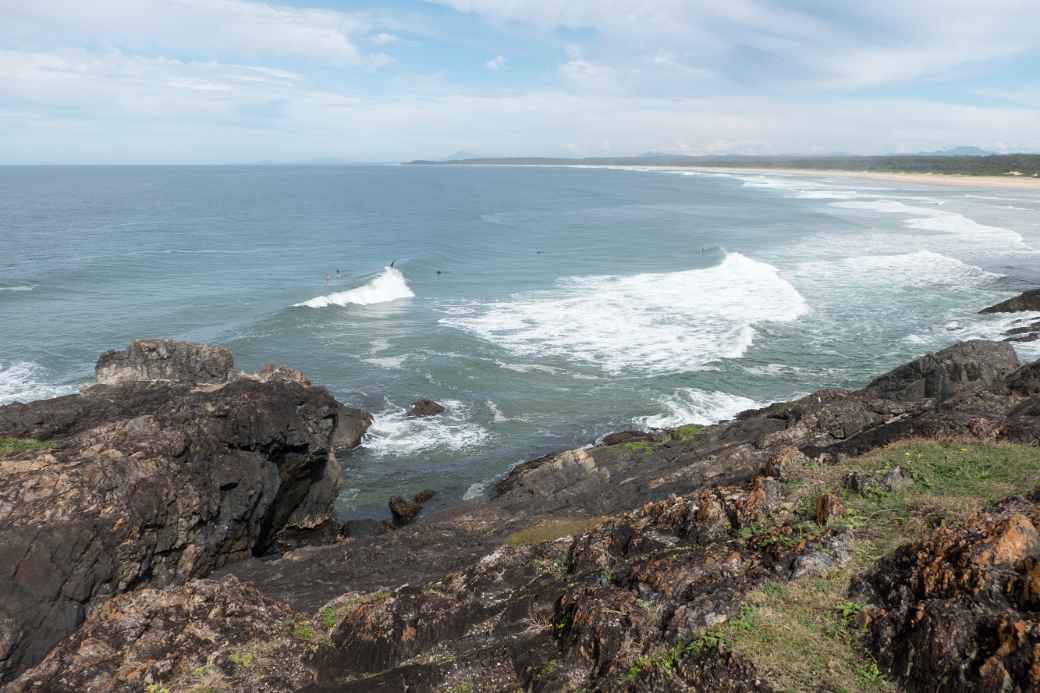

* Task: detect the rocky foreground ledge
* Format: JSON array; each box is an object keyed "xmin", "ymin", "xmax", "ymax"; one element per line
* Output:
[
  {"xmin": 3, "ymin": 339, "xmax": 1040, "ymax": 691},
  {"xmin": 0, "ymin": 340, "xmax": 372, "ymax": 683}
]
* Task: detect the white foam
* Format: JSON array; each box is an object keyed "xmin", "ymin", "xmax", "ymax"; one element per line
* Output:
[
  {"xmin": 795, "ymin": 251, "xmax": 1001, "ymax": 291},
  {"xmin": 636, "ymin": 388, "xmax": 761, "ymax": 430},
  {"xmin": 485, "ymin": 399, "xmax": 511, "ymax": 423},
  {"xmin": 493, "ymin": 360, "xmax": 562, "ymax": 375},
  {"xmin": 363, "ymin": 399, "xmax": 490, "ymax": 456},
  {"xmin": 463, "ymin": 481, "xmax": 489, "ymax": 501},
  {"xmin": 363, "ymin": 356, "xmax": 407, "ymax": 370},
  {"xmin": 0, "ymin": 285, "xmax": 34, "ymax": 292},
  {"xmin": 832, "ymin": 199, "xmax": 1028, "ymax": 249},
  {"xmin": 442, "ymin": 253, "xmax": 809, "ymax": 375},
  {"xmin": 295, "ymin": 267, "xmax": 414, "ymax": 308},
  {"xmin": 0, "ymin": 361, "xmax": 78, "ymax": 405}
]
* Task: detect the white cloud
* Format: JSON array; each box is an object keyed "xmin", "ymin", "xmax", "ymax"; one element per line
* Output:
[
  {"xmin": 2, "ymin": 0, "xmax": 371, "ymax": 64},
  {"xmin": 430, "ymin": 0, "xmax": 1040, "ymax": 90},
  {"xmin": 371, "ymin": 32, "xmax": 400, "ymax": 46},
  {"xmin": 484, "ymin": 55, "xmax": 507, "ymax": 70}
]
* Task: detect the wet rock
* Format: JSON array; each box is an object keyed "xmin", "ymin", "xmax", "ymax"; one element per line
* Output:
[
  {"xmin": 0, "ymin": 343, "xmax": 346, "ymax": 682},
  {"xmin": 406, "ymin": 399, "xmax": 446, "ymax": 417},
  {"xmin": 815, "ymin": 493, "xmax": 844, "ymax": 526},
  {"xmin": 95, "ymin": 339, "xmax": 234, "ymax": 385},
  {"xmin": 389, "ymin": 490, "xmax": 436, "ymax": 526},
  {"xmin": 864, "ymin": 340, "xmax": 1019, "ymax": 402},
  {"xmin": 7, "ymin": 576, "xmax": 317, "ymax": 693},
  {"xmin": 980, "ymin": 289, "xmax": 1040, "ymax": 314},
  {"xmin": 331, "ymin": 405, "xmax": 373, "ymax": 449},
  {"xmin": 855, "ymin": 496, "xmax": 1040, "ymax": 692}
]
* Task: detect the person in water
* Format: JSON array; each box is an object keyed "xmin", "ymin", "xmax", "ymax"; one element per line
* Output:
[{"xmin": 390, "ymin": 260, "xmax": 396, "ymax": 268}]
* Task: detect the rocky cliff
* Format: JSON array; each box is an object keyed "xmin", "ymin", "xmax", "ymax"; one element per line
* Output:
[
  {"xmin": 0, "ymin": 341, "xmax": 371, "ymax": 683},
  {"xmin": 4, "ymin": 338, "xmax": 1040, "ymax": 692}
]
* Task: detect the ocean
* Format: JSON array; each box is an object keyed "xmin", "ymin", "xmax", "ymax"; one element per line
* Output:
[{"xmin": 2, "ymin": 164, "xmax": 1038, "ymax": 520}]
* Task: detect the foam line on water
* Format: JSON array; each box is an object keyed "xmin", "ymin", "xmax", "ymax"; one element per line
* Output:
[
  {"xmin": 441, "ymin": 252, "xmax": 809, "ymax": 375},
  {"xmin": 636, "ymin": 388, "xmax": 762, "ymax": 429},
  {"xmin": 832, "ymin": 199, "xmax": 1028, "ymax": 249},
  {"xmin": 794, "ymin": 250, "xmax": 1002, "ymax": 291},
  {"xmin": 0, "ymin": 361, "xmax": 78, "ymax": 405},
  {"xmin": 363, "ymin": 399, "xmax": 490, "ymax": 456},
  {"xmin": 0, "ymin": 285, "xmax": 34, "ymax": 292},
  {"xmin": 295, "ymin": 267, "xmax": 414, "ymax": 308}
]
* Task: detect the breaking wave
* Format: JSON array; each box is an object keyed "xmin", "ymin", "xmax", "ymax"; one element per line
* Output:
[
  {"xmin": 636, "ymin": 388, "xmax": 762, "ymax": 429},
  {"xmin": 363, "ymin": 399, "xmax": 490, "ymax": 456},
  {"xmin": 441, "ymin": 253, "xmax": 809, "ymax": 375},
  {"xmin": 0, "ymin": 361, "xmax": 78, "ymax": 405},
  {"xmin": 295, "ymin": 267, "xmax": 414, "ymax": 308}
]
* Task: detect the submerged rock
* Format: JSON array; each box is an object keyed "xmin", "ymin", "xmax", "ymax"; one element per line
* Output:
[
  {"xmin": 388, "ymin": 489, "xmax": 436, "ymax": 526},
  {"xmin": 406, "ymin": 399, "xmax": 446, "ymax": 417},
  {"xmin": 0, "ymin": 341, "xmax": 361, "ymax": 682}
]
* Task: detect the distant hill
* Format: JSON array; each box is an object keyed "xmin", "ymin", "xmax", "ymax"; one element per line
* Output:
[{"xmin": 915, "ymin": 146, "xmax": 996, "ymax": 157}]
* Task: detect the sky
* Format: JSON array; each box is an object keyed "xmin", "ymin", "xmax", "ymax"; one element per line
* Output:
[{"xmin": 2, "ymin": 0, "xmax": 1039, "ymax": 163}]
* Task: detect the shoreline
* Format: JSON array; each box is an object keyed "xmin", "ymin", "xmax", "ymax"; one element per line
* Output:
[{"xmin": 613, "ymin": 164, "xmax": 1040, "ymax": 190}]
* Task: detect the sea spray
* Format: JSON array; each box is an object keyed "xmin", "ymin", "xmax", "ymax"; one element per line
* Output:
[{"xmin": 296, "ymin": 266, "xmax": 414, "ymax": 308}]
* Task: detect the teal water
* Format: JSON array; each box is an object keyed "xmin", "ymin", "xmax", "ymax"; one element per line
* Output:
[{"xmin": 2, "ymin": 164, "xmax": 1038, "ymax": 519}]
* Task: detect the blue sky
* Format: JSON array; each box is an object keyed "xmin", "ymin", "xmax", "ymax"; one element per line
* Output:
[{"xmin": 2, "ymin": 0, "xmax": 1039, "ymax": 163}]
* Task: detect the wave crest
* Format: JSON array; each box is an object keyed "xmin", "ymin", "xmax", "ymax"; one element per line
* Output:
[
  {"xmin": 295, "ymin": 267, "xmax": 414, "ymax": 308},
  {"xmin": 441, "ymin": 253, "xmax": 809, "ymax": 375}
]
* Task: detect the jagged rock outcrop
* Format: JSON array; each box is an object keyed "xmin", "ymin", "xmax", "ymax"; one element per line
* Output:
[
  {"xmin": 95, "ymin": 339, "xmax": 235, "ymax": 385},
  {"xmin": 855, "ymin": 493, "xmax": 1040, "ymax": 692},
  {"xmin": 7, "ymin": 339, "xmax": 1040, "ymax": 690},
  {"xmin": 863, "ymin": 340, "xmax": 1019, "ymax": 401},
  {"xmin": 5, "ymin": 576, "xmax": 318, "ymax": 693},
  {"xmin": 980, "ymin": 289, "xmax": 1040, "ymax": 314},
  {"xmin": 0, "ymin": 341, "xmax": 368, "ymax": 682}
]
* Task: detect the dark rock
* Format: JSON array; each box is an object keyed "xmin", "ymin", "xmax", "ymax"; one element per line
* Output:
[
  {"xmin": 980, "ymin": 288, "xmax": 1040, "ymax": 314},
  {"xmin": 342, "ymin": 519, "xmax": 391, "ymax": 538},
  {"xmin": 601, "ymin": 430, "xmax": 652, "ymax": 446},
  {"xmin": 854, "ymin": 496, "xmax": 1040, "ymax": 692},
  {"xmin": 388, "ymin": 490, "xmax": 436, "ymax": 526},
  {"xmin": 406, "ymin": 399, "xmax": 446, "ymax": 417},
  {"xmin": 1008, "ymin": 362, "xmax": 1040, "ymax": 397},
  {"xmin": 864, "ymin": 340, "xmax": 1019, "ymax": 401},
  {"xmin": 95, "ymin": 339, "xmax": 234, "ymax": 385},
  {"xmin": 7, "ymin": 576, "xmax": 317, "ymax": 693},
  {"xmin": 0, "ymin": 343, "xmax": 347, "ymax": 682},
  {"xmin": 331, "ymin": 405, "xmax": 373, "ymax": 449}
]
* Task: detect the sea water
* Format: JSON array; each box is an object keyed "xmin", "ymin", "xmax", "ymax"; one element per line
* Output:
[{"xmin": 2, "ymin": 164, "xmax": 1038, "ymax": 519}]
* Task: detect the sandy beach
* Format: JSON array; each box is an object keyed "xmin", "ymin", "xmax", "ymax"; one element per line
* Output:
[{"xmin": 656, "ymin": 165, "xmax": 1040, "ymax": 190}]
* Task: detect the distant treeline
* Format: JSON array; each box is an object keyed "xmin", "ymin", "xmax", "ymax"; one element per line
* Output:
[{"xmin": 407, "ymin": 154, "xmax": 1040, "ymax": 177}]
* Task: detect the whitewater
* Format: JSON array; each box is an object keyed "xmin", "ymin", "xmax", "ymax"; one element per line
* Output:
[{"xmin": 2, "ymin": 163, "xmax": 1038, "ymax": 519}]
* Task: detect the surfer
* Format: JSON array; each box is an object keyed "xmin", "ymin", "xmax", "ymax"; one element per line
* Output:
[{"xmin": 390, "ymin": 260, "xmax": 396, "ymax": 268}]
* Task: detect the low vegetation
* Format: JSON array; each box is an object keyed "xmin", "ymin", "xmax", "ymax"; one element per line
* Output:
[
  {"xmin": 506, "ymin": 517, "xmax": 603, "ymax": 546},
  {"xmin": 0, "ymin": 436, "xmax": 50, "ymax": 457},
  {"xmin": 701, "ymin": 440, "xmax": 1040, "ymax": 692}
]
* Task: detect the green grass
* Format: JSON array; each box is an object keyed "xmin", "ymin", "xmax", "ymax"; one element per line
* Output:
[
  {"xmin": 0, "ymin": 437, "xmax": 50, "ymax": 457},
  {"xmin": 668, "ymin": 424, "xmax": 704, "ymax": 443},
  {"xmin": 291, "ymin": 623, "xmax": 318, "ymax": 642},
  {"xmin": 228, "ymin": 650, "xmax": 255, "ymax": 668},
  {"xmin": 320, "ymin": 606, "xmax": 338, "ymax": 630},
  {"xmin": 506, "ymin": 517, "xmax": 602, "ymax": 546},
  {"xmin": 620, "ymin": 441, "xmax": 654, "ymax": 454},
  {"xmin": 690, "ymin": 440, "xmax": 1040, "ymax": 693}
]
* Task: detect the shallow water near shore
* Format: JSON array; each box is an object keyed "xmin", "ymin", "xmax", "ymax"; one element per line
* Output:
[{"xmin": 2, "ymin": 164, "xmax": 1039, "ymax": 520}]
